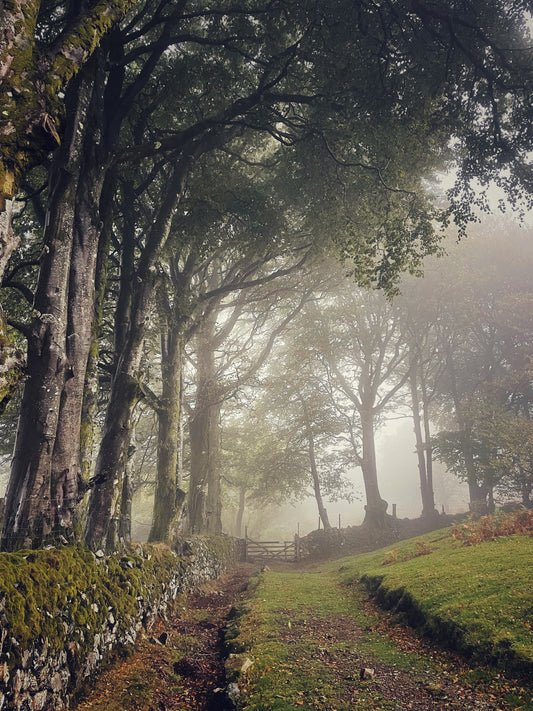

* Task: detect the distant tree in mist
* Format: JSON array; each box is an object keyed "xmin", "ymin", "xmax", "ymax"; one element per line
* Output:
[
  {"xmin": 309, "ymin": 287, "xmax": 410, "ymax": 529},
  {"xmin": 412, "ymin": 223, "xmax": 533, "ymax": 513}
]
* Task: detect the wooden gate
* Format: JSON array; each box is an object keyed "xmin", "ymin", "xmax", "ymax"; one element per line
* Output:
[{"xmin": 244, "ymin": 533, "xmax": 301, "ymax": 563}]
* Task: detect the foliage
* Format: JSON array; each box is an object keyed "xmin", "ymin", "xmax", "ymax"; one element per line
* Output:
[
  {"xmin": 433, "ymin": 400, "xmax": 533, "ymax": 503},
  {"xmin": 3, "ymin": 0, "xmax": 533, "ymax": 550},
  {"xmin": 398, "ymin": 223, "xmax": 533, "ymax": 508},
  {"xmin": 450, "ymin": 509, "xmax": 533, "ymax": 546}
]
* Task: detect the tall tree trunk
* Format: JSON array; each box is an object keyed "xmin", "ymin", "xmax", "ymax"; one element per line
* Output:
[
  {"xmin": 148, "ymin": 249, "xmax": 197, "ymax": 543},
  {"xmin": 50, "ymin": 61, "xmax": 107, "ymax": 539},
  {"xmin": 235, "ymin": 486, "xmax": 246, "ymax": 538},
  {"xmin": 85, "ymin": 364, "xmax": 143, "ymax": 551},
  {"xmin": 1, "ymin": 70, "xmax": 94, "ymax": 550},
  {"xmin": 445, "ymin": 345, "xmax": 488, "ymax": 515},
  {"xmin": 420, "ymin": 375, "xmax": 436, "ymax": 514},
  {"xmin": 149, "ymin": 326, "xmax": 186, "ymax": 543},
  {"xmin": 360, "ymin": 407, "xmax": 388, "ymax": 527},
  {"xmin": 84, "ymin": 162, "xmax": 190, "ymax": 551},
  {"xmin": 80, "ymin": 170, "xmax": 115, "ymax": 481},
  {"xmin": 409, "ymin": 358, "xmax": 437, "ymax": 518},
  {"xmin": 0, "ymin": 203, "xmax": 24, "ymax": 409},
  {"xmin": 299, "ymin": 396, "xmax": 330, "ymax": 530},
  {"xmin": 117, "ymin": 443, "xmax": 135, "ymax": 547},
  {"xmin": 308, "ymin": 430, "xmax": 331, "ymax": 531},
  {"xmin": 187, "ymin": 310, "xmax": 222, "ymax": 534}
]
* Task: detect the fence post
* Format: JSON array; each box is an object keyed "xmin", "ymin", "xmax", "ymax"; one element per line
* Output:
[
  {"xmin": 244, "ymin": 526, "xmax": 248, "ymax": 562},
  {"xmin": 294, "ymin": 533, "xmax": 300, "ymax": 561}
]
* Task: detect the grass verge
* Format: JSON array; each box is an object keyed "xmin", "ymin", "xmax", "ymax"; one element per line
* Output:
[
  {"xmin": 328, "ymin": 523, "xmax": 533, "ymax": 679},
  {"xmin": 230, "ymin": 519, "xmax": 533, "ymax": 710}
]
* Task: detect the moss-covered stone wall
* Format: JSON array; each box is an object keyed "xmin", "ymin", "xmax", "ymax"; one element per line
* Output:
[{"xmin": 0, "ymin": 536, "xmax": 238, "ymax": 710}]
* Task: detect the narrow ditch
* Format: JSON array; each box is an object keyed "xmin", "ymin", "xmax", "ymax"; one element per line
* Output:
[{"xmin": 76, "ymin": 566, "xmax": 254, "ymax": 711}]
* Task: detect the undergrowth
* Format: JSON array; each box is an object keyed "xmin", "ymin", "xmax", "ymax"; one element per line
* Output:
[{"xmin": 450, "ymin": 509, "xmax": 533, "ymax": 546}]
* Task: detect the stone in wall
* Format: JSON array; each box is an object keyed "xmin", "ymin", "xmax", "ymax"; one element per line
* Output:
[{"xmin": 0, "ymin": 535, "xmax": 237, "ymax": 710}]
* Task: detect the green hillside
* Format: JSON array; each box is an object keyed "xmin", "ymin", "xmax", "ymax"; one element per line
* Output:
[
  {"xmin": 329, "ymin": 516, "xmax": 533, "ymax": 676},
  {"xmin": 229, "ymin": 514, "xmax": 533, "ymax": 710}
]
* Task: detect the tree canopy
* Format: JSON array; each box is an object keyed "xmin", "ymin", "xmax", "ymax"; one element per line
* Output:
[{"xmin": 0, "ymin": 0, "xmax": 532, "ymax": 550}]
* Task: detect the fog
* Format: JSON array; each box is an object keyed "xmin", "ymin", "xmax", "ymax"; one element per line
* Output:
[
  {"xmin": 235, "ymin": 418, "xmax": 470, "ymax": 542},
  {"xmin": 0, "ymin": 200, "xmax": 531, "ymax": 546}
]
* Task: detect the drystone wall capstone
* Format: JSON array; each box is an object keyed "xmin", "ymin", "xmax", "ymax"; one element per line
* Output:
[{"xmin": 0, "ymin": 536, "xmax": 238, "ymax": 710}]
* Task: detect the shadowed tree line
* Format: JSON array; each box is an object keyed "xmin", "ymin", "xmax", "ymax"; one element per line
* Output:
[{"xmin": 0, "ymin": 0, "xmax": 532, "ymax": 551}]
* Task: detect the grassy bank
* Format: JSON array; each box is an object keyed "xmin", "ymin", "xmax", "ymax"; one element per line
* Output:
[
  {"xmin": 229, "ymin": 516, "xmax": 533, "ymax": 710},
  {"xmin": 329, "ymin": 516, "xmax": 533, "ymax": 677}
]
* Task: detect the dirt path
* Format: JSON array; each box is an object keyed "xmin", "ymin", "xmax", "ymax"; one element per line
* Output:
[
  {"xmin": 75, "ymin": 566, "xmax": 253, "ymax": 711},
  {"xmin": 269, "ymin": 595, "xmax": 512, "ymax": 709},
  {"xmin": 75, "ymin": 564, "xmax": 531, "ymax": 710},
  {"xmin": 233, "ymin": 567, "xmax": 531, "ymax": 710}
]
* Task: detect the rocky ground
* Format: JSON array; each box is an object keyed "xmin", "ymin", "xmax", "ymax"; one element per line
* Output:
[{"xmin": 75, "ymin": 566, "xmax": 252, "ymax": 710}]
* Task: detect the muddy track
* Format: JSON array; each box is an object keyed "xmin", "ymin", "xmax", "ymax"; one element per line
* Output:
[
  {"xmin": 76, "ymin": 566, "xmax": 253, "ymax": 711},
  {"xmin": 76, "ymin": 563, "xmax": 531, "ymax": 710}
]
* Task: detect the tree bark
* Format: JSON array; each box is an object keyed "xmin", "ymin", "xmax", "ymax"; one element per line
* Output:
[
  {"xmin": 50, "ymin": 60, "xmax": 108, "ymax": 539},
  {"xmin": 409, "ymin": 358, "xmax": 437, "ymax": 518},
  {"xmin": 148, "ymin": 325, "xmax": 186, "ymax": 543},
  {"xmin": 80, "ymin": 169, "xmax": 115, "ymax": 480},
  {"xmin": 308, "ymin": 428, "xmax": 331, "ymax": 531},
  {"xmin": 0, "ymin": 0, "xmax": 133, "ymax": 212},
  {"xmin": 1, "ymin": 69, "xmax": 93, "ymax": 550},
  {"xmin": 235, "ymin": 486, "xmax": 246, "ymax": 538},
  {"xmin": 298, "ymin": 396, "xmax": 331, "ymax": 530},
  {"xmin": 360, "ymin": 407, "xmax": 388, "ymax": 527},
  {"xmin": 187, "ymin": 309, "xmax": 222, "ymax": 534},
  {"xmin": 84, "ymin": 161, "xmax": 190, "ymax": 551}
]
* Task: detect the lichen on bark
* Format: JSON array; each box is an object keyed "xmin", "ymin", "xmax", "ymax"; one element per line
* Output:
[{"xmin": 0, "ymin": 0, "xmax": 134, "ymax": 210}]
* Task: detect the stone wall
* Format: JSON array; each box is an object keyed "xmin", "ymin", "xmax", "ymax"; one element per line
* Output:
[{"xmin": 0, "ymin": 536, "xmax": 238, "ymax": 710}]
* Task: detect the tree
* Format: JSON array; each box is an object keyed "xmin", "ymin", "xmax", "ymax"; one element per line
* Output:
[
  {"xmin": 0, "ymin": 0, "xmax": 132, "ymax": 226},
  {"xmin": 183, "ymin": 252, "xmax": 314, "ymax": 535},
  {"xmin": 416, "ymin": 221, "xmax": 533, "ymax": 512},
  {"xmin": 2, "ymin": 0, "xmax": 533, "ymax": 550},
  {"xmin": 308, "ymin": 286, "xmax": 410, "ymax": 528},
  {"xmin": 397, "ymin": 277, "xmax": 449, "ymax": 518}
]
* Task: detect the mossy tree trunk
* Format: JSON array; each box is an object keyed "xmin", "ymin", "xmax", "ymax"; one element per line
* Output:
[
  {"xmin": 50, "ymin": 59, "xmax": 109, "ymax": 540},
  {"xmin": 149, "ymin": 251, "xmax": 198, "ymax": 544},
  {"xmin": 0, "ymin": 0, "xmax": 133, "ymax": 215},
  {"xmin": 79, "ymin": 169, "xmax": 116, "ymax": 481},
  {"xmin": 0, "ymin": 2, "xmax": 131, "ymax": 416},
  {"xmin": 1, "ymin": 66, "xmax": 100, "ymax": 550},
  {"xmin": 148, "ymin": 318, "xmax": 187, "ymax": 544},
  {"xmin": 84, "ymin": 160, "xmax": 192, "ymax": 551}
]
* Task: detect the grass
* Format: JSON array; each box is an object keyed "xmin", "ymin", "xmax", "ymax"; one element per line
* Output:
[
  {"xmin": 230, "ymin": 568, "xmax": 405, "ymax": 710},
  {"xmin": 328, "ymin": 524, "xmax": 533, "ymax": 675},
  {"xmin": 231, "ymin": 517, "xmax": 533, "ymax": 710}
]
